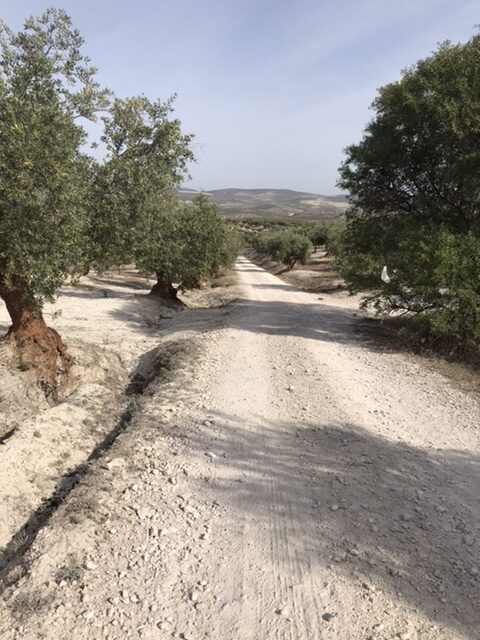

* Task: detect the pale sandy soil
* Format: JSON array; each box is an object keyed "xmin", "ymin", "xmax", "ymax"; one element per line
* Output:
[
  {"xmin": 0, "ymin": 270, "xmax": 239, "ymax": 554},
  {"xmin": 246, "ymin": 248, "xmax": 347, "ymax": 294},
  {"xmin": 0, "ymin": 259, "xmax": 479, "ymax": 640}
]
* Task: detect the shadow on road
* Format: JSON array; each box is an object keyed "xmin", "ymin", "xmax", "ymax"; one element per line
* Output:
[
  {"xmin": 181, "ymin": 413, "xmax": 480, "ymax": 638},
  {"xmin": 107, "ymin": 291, "xmax": 366, "ymax": 351}
]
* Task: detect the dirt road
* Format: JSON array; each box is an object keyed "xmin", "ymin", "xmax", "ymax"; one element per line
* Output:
[{"xmin": 1, "ymin": 257, "xmax": 479, "ymax": 640}]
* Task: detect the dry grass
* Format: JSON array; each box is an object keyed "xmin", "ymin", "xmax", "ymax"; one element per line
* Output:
[
  {"xmin": 8, "ymin": 589, "xmax": 53, "ymax": 621},
  {"xmin": 425, "ymin": 357, "xmax": 480, "ymax": 395},
  {"xmin": 63, "ymin": 491, "xmax": 100, "ymax": 525},
  {"xmin": 54, "ymin": 561, "xmax": 84, "ymax": 585}
]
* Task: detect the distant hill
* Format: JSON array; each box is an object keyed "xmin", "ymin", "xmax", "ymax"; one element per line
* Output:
[{"xmin": 179, "ymin": 188, "xmax": 349, "ymax": 221}]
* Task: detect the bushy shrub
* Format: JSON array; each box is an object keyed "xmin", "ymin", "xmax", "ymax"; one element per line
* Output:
[
  {"xmin": 179, "ymin": 194, "xmax": 238, "ymax": 288},
  {"xmin": 423, "ymin": 231, "xmax": 480, "ymax": 351}
]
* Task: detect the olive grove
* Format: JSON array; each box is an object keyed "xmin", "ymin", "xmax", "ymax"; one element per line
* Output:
[{"xmin": 0, "ymin": 10, "xmax": 239, "ymax": 394}]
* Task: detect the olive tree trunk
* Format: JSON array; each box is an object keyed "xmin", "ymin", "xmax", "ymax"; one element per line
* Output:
[
  {"xmin": 149, "ymin": 272, "xmax": 179, "ymax": 300},
  {"xmin": 0, "ymin": 278, "xmax": 70, "ymax": 395}
]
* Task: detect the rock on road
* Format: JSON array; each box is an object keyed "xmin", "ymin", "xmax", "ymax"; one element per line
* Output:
[{"xmin": 2, "ymin": 257, "xmax": 479, "ymax": 640}]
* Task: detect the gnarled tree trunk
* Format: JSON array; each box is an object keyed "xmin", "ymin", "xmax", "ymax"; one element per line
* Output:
[
  {"xmin": 0, "ymin": 278, "xmax": 70, "ymax": 397},
  {"xmin": 149, "ymin": 272, "xmax": 179, "ymax": 300}
]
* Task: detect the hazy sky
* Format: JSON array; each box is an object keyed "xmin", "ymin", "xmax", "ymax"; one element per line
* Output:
[{"xmin": 2, "ymin": 1, "xmax": 479, "ymax": 193}]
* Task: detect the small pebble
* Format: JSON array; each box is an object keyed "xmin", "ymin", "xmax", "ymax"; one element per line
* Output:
[{"xmin": 189, "ymin": 589, "xmax": 201, "ymax": 603}]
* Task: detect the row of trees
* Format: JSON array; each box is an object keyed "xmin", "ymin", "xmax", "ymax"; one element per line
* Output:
[
  {"xmin": 247, "ymin": 220, "xmax": 344, "ymax": 270},
  {"xmin": 337, "ymin": 33, "xmax": 480, "ymax": 358},
  {"xmin": 0, "ymin": 10, "xmax": 238, "ymax": 394}
]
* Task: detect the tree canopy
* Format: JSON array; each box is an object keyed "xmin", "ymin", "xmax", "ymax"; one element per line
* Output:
[
  {"xmin": 0, "ymin": 9, "xmax": 109, "ymax": 391},
  {"xmin": 136, "ymin": 194, "xmax": 241, "ymax": 298},
  {"xmin": 0, "ymin": 9, "xmax": 108, "ymax": 303},
  {"xmin": 89, "ymin": 96, "xmax": 194, "ymax": 271},
  {"xmin": 338, "ymin": 34, "xmax": 480, "ymax": 354},
  {"xmin": 340, "ymin": 35, "xmax": 480, "ymax": 233},
  {"xmin": 252, "ymin": 230, "xmax": 312, "ymax": 270}
]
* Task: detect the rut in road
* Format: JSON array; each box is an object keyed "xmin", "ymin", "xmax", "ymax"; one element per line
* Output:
[{"xmin": 0, "ymin": 257, "xmax": 479, "ymax": 640}]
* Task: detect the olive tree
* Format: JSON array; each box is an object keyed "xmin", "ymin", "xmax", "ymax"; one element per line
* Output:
[
  {"xmin": 0, "ymin": 10, "xmax": 108, "ymax": 393},
  {"xmin": 136, "ymin": 194, "xmax": 239, "ymax": 299},
  {"xmin": 253, "ymin": 230, "xmax": 312, "ymax": 269},
  {"xmin": 338, "ymin": 34, "xmax": 480, "ymax": 352},
  {"xmin": 179, "ymin": 194, "xmax": 235, "ymax": 289},
  {"xmin": 135, "ymin": 194, "xmax": 186, "ymax": 299},
  {"xmin": 307, "ymin": 223, "xmax": 329, "ymax": 251}
]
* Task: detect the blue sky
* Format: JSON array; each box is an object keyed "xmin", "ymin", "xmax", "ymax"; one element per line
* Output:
[{"xmin": 2, "ymin": 1, "xmax": 479, "ymax": 193}]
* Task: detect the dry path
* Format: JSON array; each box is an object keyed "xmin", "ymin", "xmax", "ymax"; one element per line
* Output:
[{"xmin": 1, "ymin": 257, "xmax": 479, "ymax": 640}]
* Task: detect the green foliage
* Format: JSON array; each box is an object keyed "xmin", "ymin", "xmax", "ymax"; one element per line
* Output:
[
  {"xmin": 340, "ymin": 35, "xmax": 480, "ymax": 234},
  {"xmin": 135, "ymin": 194, "xmax": 240, "ymax": 292},
  {"xmin": 323, "ymin": 219, "xmax": 346, "ymax": 257},
  {"xmin": 89, "ymin": 96, "xmax": 194, "ymax": 271},
  {"xmin": 233, "ymin": 217, "xmax": 311, "ymax": 235},
  {"xmin": 338, "ymin": 34, "xmax": 480, "ymax": 355},
  {"xmin": 430, "ymin": 232, "xmax": 480, "ymax": 349},
  {"xmin": 0, "ymin": 10, "xmax": 241, "ymax": 381},
  {"xmin": 133, "ymin": 192, "xmax": 184, "ymax": 288},
  {"xmin": 0, "ymin": 9, "xmax": 108, "ymax": 303},
  {"xmin": 252, "ymin": 230, "xmax": 312, "ymax": 269},
  {"xmin": 236, "ymin": 218, "xmax": 341, "ymax": 256},
  {"xmin": 220, "ymin": 228, "xmax": 244, "ymax": 270},
  {"xmin": 180, "ymin": 194, "xmax": 234, "ymax": 288},
  {"xmin": 306, "ymin": 223, "xmax": 329, "ymax": 250}
]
